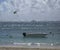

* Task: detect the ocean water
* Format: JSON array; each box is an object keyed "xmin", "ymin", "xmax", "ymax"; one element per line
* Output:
[{"xmin": 0, "ymin": 21, "xmax": 60, "ymax": 45}]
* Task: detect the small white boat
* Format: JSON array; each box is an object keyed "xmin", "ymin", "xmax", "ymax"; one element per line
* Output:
[{"xmin": 23, "ymin": 32, "xmax": 48, "ymax": 37}]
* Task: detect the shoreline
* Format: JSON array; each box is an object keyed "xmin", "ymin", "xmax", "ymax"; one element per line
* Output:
[
  {"xmin": 0, "ymin": 46, "xmax": 60, "ymax": 50},
  {"xmin": 0, "ymin": 43, "xmax": 60, "ymax": 50}
]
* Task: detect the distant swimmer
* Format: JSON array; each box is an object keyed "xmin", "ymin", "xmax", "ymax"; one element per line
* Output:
[
  {"xmin": 49, "ymin": 32, "xmax": 52, "ymax": 34},
  {"xmin": 49, "ymin": 32, "xmax": 54, "ymax": 36}
]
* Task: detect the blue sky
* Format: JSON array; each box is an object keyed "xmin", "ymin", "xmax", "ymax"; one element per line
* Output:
[{"xmin": 0, "ymin": 0, "xmax": 60, "ymax": 21}]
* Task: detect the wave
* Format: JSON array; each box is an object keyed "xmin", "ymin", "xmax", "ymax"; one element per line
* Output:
[{"xmin": 13, "ymin": 42, "xmax": 57, "ymax": 46}]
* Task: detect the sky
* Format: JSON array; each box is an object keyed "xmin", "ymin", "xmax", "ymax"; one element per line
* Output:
[{"xmin": 0, "ymin": 0, "xmax": 60, "ymax": 21}]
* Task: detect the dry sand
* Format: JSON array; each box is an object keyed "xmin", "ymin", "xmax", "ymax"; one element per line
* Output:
[{"xmin": 0, "ymin": 45, "xmax": 60, "ymax": 50}]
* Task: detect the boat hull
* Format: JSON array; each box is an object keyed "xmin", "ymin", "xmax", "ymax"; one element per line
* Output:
[{"xmin": 23, "ymin": 33, "xmax": 47, "ymax": 38}]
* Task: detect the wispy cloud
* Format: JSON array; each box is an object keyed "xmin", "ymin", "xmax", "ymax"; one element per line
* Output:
[{"xmin": 0, "ymin": 0, "xmax": 60, "ymax": 21}]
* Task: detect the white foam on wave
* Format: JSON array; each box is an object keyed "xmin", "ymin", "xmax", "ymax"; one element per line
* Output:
[{"xmin": 13, "ymin": 42, "xmax": 54, "ymax": 46}]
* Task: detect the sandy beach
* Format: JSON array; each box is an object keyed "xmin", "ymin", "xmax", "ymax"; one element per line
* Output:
[
  {"xmin": 0, "ymin": 44, "xmax": 60, "ymax": 50},
  {"xmin": 0, "ymin": 46, "xmax": 60, "ymax": 50}
]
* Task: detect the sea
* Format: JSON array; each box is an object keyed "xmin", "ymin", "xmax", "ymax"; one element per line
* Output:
[{"xmin": 0, "ymin": 21, "xmax": 60, "ymax": 45}]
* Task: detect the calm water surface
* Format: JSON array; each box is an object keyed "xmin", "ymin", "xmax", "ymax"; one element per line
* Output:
[{"xmin": 0, "ymin": 21, "xmax": 60, "ymax": 45}]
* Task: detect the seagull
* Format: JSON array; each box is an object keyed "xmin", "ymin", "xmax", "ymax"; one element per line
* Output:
[{"xmin": 13, "ymin": 11, "xmax": 17, "ymax": 14}]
